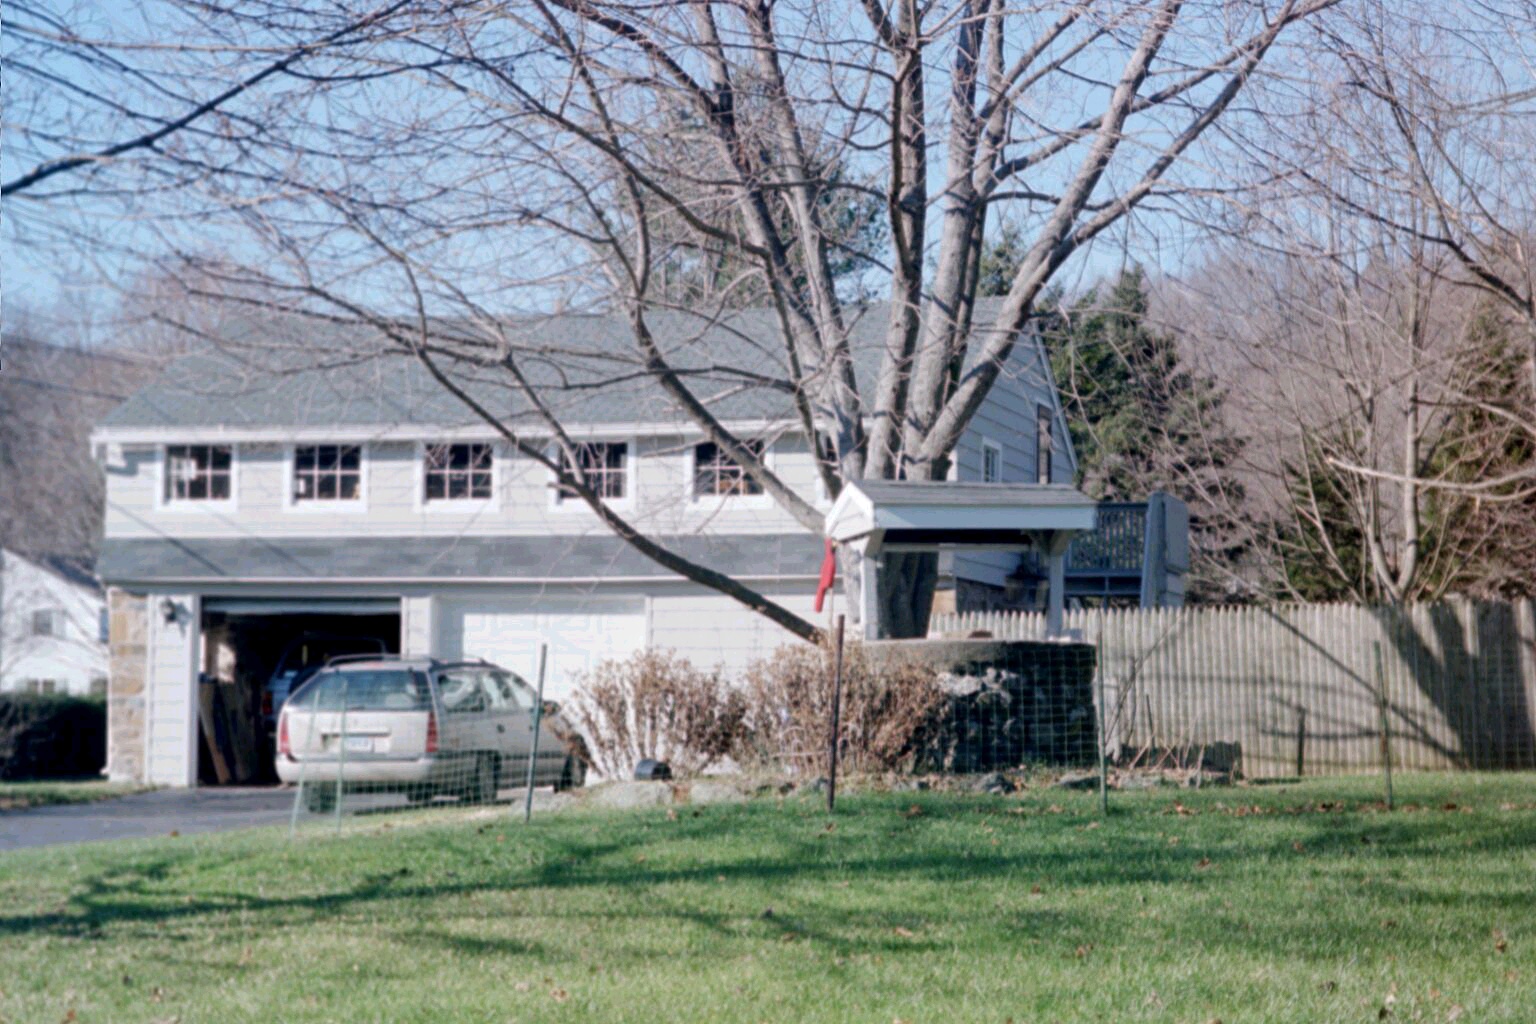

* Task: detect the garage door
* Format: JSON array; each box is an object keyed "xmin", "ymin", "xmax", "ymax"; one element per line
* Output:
[{"xmin": 437, "ymin": 596, "xmax": 647, "ymax": 702}]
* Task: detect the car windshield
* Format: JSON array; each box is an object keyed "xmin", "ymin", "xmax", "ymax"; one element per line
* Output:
[{"xmin": 292, "ymin": 669, "xmax": 430, "ymax": 712}]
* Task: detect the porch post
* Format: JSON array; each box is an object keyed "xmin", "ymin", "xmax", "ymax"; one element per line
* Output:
[
  {"xmin": 1046, "ymin": 532, "xmax": 1070, "ymax": 638},
  {"xmin": 860, "ymin": 554, "xmax": 880, "ymax": 641}
]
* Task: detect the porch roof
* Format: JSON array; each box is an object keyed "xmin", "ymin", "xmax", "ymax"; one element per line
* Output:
[{"xmin": 824, "ymin": 480, "xmax": 1097, "ymax": 555}]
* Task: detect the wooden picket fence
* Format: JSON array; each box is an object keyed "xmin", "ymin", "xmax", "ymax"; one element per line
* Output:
[{"xmin": 930, "ymin": 599, "xmax": 1536, "ymax": 778}]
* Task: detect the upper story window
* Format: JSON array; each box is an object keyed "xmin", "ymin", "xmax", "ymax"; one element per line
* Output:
[
  {"xmin": 31, "ymin": 608, "xmax": 62, "ymax": 637},
  {"xmin": 694, "ymin": 441, "xmax": 763, "ymax": 498},
  {"xmin": 293, "ymin": 444, "xmax": 362, "ymax": 502},
  {"xmin": 1035, "ymin": 404, "xmax": 1054, "ymax": 484},
  {"xmin": 981, "ymin": 440, "xmax": 1002, "ymax": 483},
  {"xmin": 424, "ymin": 442, "xmax": 493, "ymax": 502},
  {"xmin": 165, "ymin": 444, "xmax": 232, "ymax": 502},
  {"xmin": 557, "ymin": 441, "xmax": 627, "ymax": 502}
]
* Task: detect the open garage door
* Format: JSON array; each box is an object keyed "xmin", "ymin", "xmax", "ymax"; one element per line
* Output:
[
  {"xmin": 437, "ymin": 595, "xmax": 646, "ymax": 702},
  {"xmin": 199, "ymin": 598, "xmax": 400, "ymax": 785}
]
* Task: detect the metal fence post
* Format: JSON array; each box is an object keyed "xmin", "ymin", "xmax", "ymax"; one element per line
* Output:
[
  {"xmin": 522, "ymin": 643, "xmax": 549, "ymax": 824},
  {"xmin": 1095, "ymin": 608, "xmax": 1109, "ymax": 816},
  {"xmin": 334, "ymin": 673, "xmax": 348, "ymax": 833},
  {"xmin": 1295, "ymin": 705, "xmax": 1308, "ymax": 779},
  {"xmin": 826, "ymin": 615, "xmax": 845, "ymax": 814},
  {"xmin": 1374, "ymin": 641, "xmax": 1394, "ymax": 810}
]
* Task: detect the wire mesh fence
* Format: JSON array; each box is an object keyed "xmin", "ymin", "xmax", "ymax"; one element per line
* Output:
[
  {"xmin": 277, "ymin": 597, "xmax": 1535, "ymax": 832},
  {"xmin": 933, "ymin": 596, "xmax": 1536, "ymax": 782}
]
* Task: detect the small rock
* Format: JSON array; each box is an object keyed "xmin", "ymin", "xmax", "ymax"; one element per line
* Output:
[
  {"xmin": 526, "ymin": 791, "xmax": 577, "ymax": 814},
  {"xmin": 1184, "ymin": 770, "xmax": 1232, "ymax": 788},
  {"xmin": 893, "ymin": 778, "xmax": 931, "ymax": 793},
  {"xmin": 1053, "ymin": 770, "xmax": 1100, "ymax": 790},
  {"xmin": 972, "ymin": 772, "xmax": 1017, "ymax": 795},
  {"xmin": 795, "ymin": 777, "xmax": 830, "ymax": 796},
  {"xmin": 688, "ymin": 780, "xmax": 747, "ymax": 806},
  {"xmin": 588, "ymin": 780, "xmax": 673, "ymax": 810},
  {"xmin": 1115, "ymin": 772, "xmax": 1165, "ymax": 791},
  {"xmin": 935, "ymin": 672, "xmax": 984, "ymax": 698}
]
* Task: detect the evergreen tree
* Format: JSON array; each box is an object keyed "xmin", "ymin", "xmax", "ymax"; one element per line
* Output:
[
  {"xmin": 1274, "ymin": 430, "xmax": 1372, "ymax": 602},
  {"xmin": 976, "ymin": 250, "xmax": 1252, "ymax": 599}
]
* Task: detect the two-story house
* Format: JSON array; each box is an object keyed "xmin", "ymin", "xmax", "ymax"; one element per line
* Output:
[{"xmin": 92, "ymin": 303, "xmax": 1077, "ymax": 786}]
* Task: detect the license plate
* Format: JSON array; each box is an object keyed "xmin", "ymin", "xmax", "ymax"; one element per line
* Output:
[{"xmin": 343, "ymin": 736, "xmax": 374, "ymax": 753}]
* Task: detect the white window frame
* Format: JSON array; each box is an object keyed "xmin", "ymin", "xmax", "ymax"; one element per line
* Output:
[
  {"xmin": 156, "ymin": 443, "xmax": 238, "ymax": 512},
  {"xmin": 414, "ymin": 440, "xmax": 500, "ymax": 512},
  {"xmin": 980, "ymin": 437, "xmax": 1004, "ymax": 483},
  {"xmin": 548, "ymin": 438, "xmax": 637, "ymax": 511},
  {"xmin": 686, "ymin": 438, "xmax": 774, "ymax": 509},
  {"xmin": 283, "ymin": 442, "xmax": 369, "ymax": 513}
]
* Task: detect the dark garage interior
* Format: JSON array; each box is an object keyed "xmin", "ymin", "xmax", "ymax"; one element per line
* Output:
[{"xmin": 197, "ymin": 601, "xmax": 400, "ymax": 785}]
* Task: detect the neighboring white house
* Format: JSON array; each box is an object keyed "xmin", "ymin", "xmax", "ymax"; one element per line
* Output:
[
  {"xmin": 0, "ymin": 548, "xmax": 109, "ymax": 696},
  {"xmin": 91, "ymin": 302, "xmax": 1080, "ymax": 786}
]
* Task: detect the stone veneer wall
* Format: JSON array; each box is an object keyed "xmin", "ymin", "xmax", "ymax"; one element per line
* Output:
[
  {"xmin": 106, "ymin": 589, "xmax": 148, "ymax": 782},
  {"xmin": 865, "ymin": 638, "xmax": 1098, "ymax": 771}
]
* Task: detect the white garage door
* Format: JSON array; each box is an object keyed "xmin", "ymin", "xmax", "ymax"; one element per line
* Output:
[{"xmin": 437, "ymin": 595, "xmax": 647, "ymax": 702}]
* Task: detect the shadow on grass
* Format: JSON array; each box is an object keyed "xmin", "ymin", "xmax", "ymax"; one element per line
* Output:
[{"xmin": 3, "ymin": 791, "xmax": 1533, "ymax": 966}]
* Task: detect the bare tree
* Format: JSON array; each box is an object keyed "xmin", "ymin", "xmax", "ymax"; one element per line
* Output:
[
  {"xmin": 0, "ymin": 333, "xmax": 159, "ymax": 561},
  {"xmin": 1174, "ymin": 0, "xmax": 1536, "ymax": 599},
  {"xmin": 5, "ymin": 0, "xmax": 1339, "ymax": 638},
  {"xmin": 1171, "ymin": 226, "xmax": 1535, "ymax": 602},
  {"xmin": 1241, "ymin": 0, "xmax": 1536, "ymax": 409}
]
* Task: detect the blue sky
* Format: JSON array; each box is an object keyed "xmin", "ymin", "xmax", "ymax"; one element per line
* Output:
[{"xmin": 0, "ymin": 0, "xmax": 1363, "ymax": 342}]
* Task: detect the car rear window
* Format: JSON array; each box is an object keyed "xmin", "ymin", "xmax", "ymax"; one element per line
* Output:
[{"xmin": 292, "ymin": 670, "xmax": 431, "ymax": 711}]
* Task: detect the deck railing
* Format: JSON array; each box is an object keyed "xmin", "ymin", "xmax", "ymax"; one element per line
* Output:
[{"xmin": 1065, "ymin": 502, "xmax": 1146, "ymax": 574}]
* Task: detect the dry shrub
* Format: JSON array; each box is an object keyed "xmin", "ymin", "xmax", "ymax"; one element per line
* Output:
[
  {"xmin": 739, "ymin": 641, "xmax": 945, "ymax": 777},
  {"xmin": 569, "ymin": 649, "xmax": 746, "ymax": 778}
]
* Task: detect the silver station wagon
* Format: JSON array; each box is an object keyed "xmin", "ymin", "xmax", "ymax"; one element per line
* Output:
[{"xmin": 275, "ymin": 656, "xmax": 585, "ymax": 812}]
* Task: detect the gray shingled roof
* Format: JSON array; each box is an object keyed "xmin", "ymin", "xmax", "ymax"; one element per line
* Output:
[
  {"xmin": 96, "ymin": 533, "xmax": 824, "ymax": 584},
  {"xmin": 99, "ymin": 300, "xmax": 1027, "ymax": 431}
]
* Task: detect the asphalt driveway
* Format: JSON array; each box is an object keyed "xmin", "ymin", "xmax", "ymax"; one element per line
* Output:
[{"xmin": 0, "ymin": 787, "xmax": 297, "ymax": 850}]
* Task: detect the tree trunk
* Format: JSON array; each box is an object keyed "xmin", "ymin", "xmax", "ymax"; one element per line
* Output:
[{"xmin": 878, "ymin": 551, "xmax": 940, "ymax": 639}]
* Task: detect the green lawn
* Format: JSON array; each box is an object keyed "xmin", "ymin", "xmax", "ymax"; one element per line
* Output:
[
  {"xmin": 2, "ymin": 774, "xmax": 1533, "ymax": 1024},
  {"xmin": 0, "ymin": 779, "xmax": 149, "ymax": 811}
]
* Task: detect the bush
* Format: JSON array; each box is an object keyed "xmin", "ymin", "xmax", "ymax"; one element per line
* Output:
[
  {"xmin": 739, "ymin": 641, "xmax": 945, "ymax": 777},
  {"xmin": 569, "ymin": 650, "xmax": 747, "ymax": 779},
  {"xmin": 0, "ymin": 693, "xmax": 107, "ymax": 780}
]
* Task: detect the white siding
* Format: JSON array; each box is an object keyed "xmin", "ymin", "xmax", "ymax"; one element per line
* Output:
[
  {"xmin": 647, "ymin": 587, "xmax": 823, "ymax": 679},
  {"xmin": 146, "ymin": 593, "xmax": 200, "ymax": 786},
  {"xmin": 400, "ymin": 595, "xmax": 436, "ymax": 657},
  {"xmin": 103, "ymin": 434, "xmax": 827, "ymax": 542}
]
